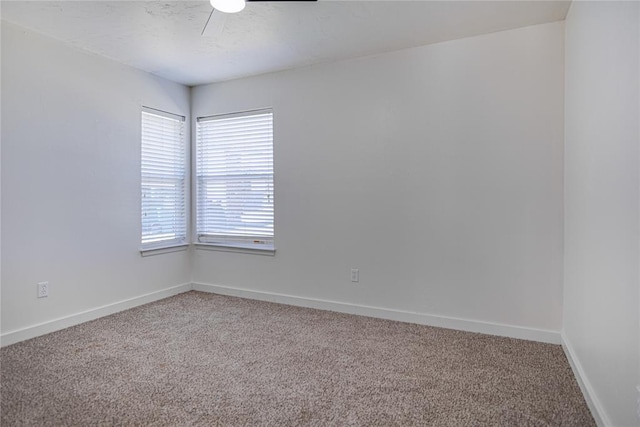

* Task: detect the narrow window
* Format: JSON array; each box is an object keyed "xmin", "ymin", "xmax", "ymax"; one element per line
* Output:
[
  {"xmin": 140, "ymin": 107, "xmax": 187, "ymax": 250},
  {"xmin": 196, "ymin": 109, "xmax": 274, "ymax": 250}
]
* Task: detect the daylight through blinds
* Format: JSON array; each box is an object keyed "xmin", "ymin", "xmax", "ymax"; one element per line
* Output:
[
  {"xmin": 141, "ymin": 108, "xmax": 187, "ymax": 249},
  {"xmin": 196, "ymin": 109, "xmax": 274, "ymax": 247}
]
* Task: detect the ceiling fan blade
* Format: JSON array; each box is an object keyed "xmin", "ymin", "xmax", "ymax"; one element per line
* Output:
[
  {"xmin": 201, "ymin": 8, "xmax": 215, "ymax": 36},
  {"xmin": 201, "ymin": 8, "xmax": 228, "ymax": 37}
]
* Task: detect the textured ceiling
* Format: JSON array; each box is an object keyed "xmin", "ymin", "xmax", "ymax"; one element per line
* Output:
[{"xmin": 1, "ymin": 1, "xmax": 571, "ymax": 86}]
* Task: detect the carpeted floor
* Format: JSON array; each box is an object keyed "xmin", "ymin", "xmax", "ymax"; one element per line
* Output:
[{"xmin": 1, "ymin": 291, "xmax": 594, "ymax": 426}]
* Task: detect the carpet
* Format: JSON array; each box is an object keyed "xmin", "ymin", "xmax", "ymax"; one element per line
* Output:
[{"xmin": 1, "ymin": 291, "xmax": 594, "ymax": 426}]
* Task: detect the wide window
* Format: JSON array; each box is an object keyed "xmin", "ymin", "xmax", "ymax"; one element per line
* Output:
[
  {"xmin": 196, "ymin": 109, "xmax": 274, "ymax": 250},
  {"xmin": 140, "ymin": 107, "xmax": 187, "ymax": 251}
]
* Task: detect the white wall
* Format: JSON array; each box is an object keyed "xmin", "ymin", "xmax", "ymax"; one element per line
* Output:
[
  {"xmin": 1, "ymin": 22, "xmax": 191, "ymax": 337},
  {"xmin": 563, "ymin": 2, "xmax": 640, "ymax": 426},
  {"xmin": 191, "ymin": 22, "xmax": 565, "ymax": 336}
]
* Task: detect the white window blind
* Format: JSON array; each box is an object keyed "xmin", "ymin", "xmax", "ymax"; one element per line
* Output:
[
  {"xmin": 141, "ymin": 107, "xmax": 187, "ymax": 250},
  {"xmin": 196, "ymin": 109, "xmax": 274, "ymax": 249}
]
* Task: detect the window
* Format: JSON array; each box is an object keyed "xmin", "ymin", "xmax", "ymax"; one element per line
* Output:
[
  {"xmin": 140, "ymin": 107, "xmax": 187, "ymax": 251},
  {"xmin": 196, "ymin": 109, "xmax": 274, "ymax": 251}
]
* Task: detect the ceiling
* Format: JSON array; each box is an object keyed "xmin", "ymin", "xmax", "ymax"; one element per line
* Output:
[{"xmin": 1, "ymin": 1, "xmax": 570, "ymax": 87}]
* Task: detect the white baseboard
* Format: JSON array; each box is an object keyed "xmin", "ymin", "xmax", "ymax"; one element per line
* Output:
[
  {"xmin": 192, "ymin": 282, "xmax": 561, "ymax": 344},
  {"xmin": 0, "ymin": 283, "xmax": 193, "ymax": 347},
  {"xmin": 561, "ymin": 333, "xmax": 610, "ymax": 427},
  {"xmin": 1, "ymin": 281, "xmax": 562, "ymax": 348}
]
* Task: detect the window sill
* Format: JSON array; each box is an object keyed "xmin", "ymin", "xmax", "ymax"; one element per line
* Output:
[
  {"xmin": 194, "ymin": 243, "xmax": 276, "ymax": 256},
  {"xmin": 140, "ymin": 243, "xmax": 190, "ymax": 257}
]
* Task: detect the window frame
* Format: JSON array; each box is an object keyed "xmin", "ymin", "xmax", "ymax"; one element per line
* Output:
[
  {"xmin": 194, "ymin": 108, "xmax": 275, "ymax": 255},
  {"xmin": 140, "ymin": 106, "xmax": 189, "ymax": 255}
]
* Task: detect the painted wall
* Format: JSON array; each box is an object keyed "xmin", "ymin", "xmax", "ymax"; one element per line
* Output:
[
  {"xmin": 563, "ymin": 2, "xmax": 640, "ymax": 426},
  {"xmin": 191, "ymin": 22, "xmax": 565, "ymax": 335},
  {"xmin": 1, "ymin": 23, "xmax": 191, "ymax": 336}
]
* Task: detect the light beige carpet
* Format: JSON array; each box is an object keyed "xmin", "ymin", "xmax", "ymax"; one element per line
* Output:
[{"xmin": 1, "ymin": 291, "xmax": 594, "ymax": 426}]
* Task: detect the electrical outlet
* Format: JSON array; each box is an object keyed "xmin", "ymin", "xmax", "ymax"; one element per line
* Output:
[
  {"xmin": 37, "ymin": 282, "xmax": 49, "ymax": 298},
  {"xmin": 350, "ymin": 268, "xmax": 359, "ymax": 283}
]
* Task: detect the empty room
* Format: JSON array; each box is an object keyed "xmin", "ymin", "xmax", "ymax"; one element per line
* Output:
[{"xmin": 1, "ymin": 0, "xmax": 638, "ymax": 425}]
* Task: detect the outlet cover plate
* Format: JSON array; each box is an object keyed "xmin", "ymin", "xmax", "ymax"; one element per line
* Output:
[{"xmin": 37, "ymin": 282, "xmax": 49, "ymax": 298}]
